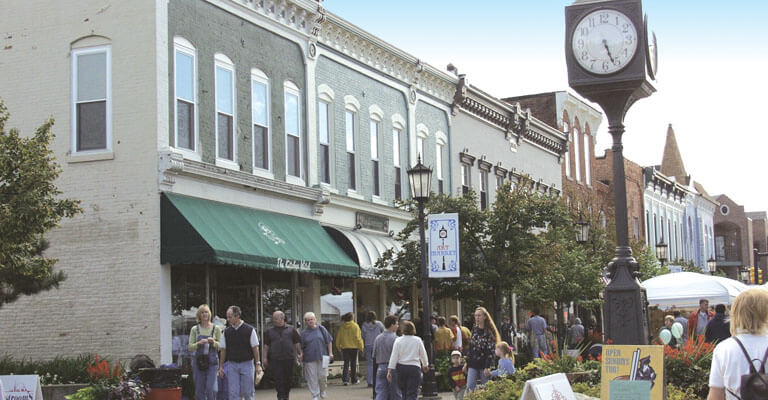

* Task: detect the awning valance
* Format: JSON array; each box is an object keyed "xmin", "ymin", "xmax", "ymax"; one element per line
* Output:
[
  {"xmin": 324, "ymin": 227, "xmax": 402, "ymax": 278},
  {"xmin": 161, "ymin": 192, "xmax": 359, "ymax": 277}
]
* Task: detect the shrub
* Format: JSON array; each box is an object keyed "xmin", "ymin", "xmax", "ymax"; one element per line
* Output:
[
  {"xmin": 667, "ymin": 384, "xmax": 702, "ymax": 400},
  {"xmin": 464, "ymin": 378, "xmax": 525, "ymax": 400},
  {"xmin": 434, "ymin": 351, "xmax": 454, "ymax": 392},
  {"xmin": 662, "ymin": 335, "xmax": 714, "ymax": 398},
  {"xmin": 0, "ymin": 354, "xmax": 93, "ymax": 384}
]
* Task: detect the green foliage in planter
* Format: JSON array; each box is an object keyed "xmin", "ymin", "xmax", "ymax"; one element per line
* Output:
[
  {"xmin": 434, "ymin": 351, "xmax": 454, "ymax": 392},
  {"xmin": 464, "ymin": 378, "xmax": 525, "ymax": 400},
  {"xmin": 571, "ymin": 382, "xmax": 600, "ymax": 397},
  {"xmin": 663, "ymin": 336, "xmax": 714, "ymax": 398},
  {"xmin": 667, "ymin": 384, "xmax": 703, "ymax": 400},
  {"xmin": 64, "ymin": 386, "xmax": 102, "ymax": 400},
  {"xmin": 0, "ymin": 354, "xmax": 93, "ymax": 384}
]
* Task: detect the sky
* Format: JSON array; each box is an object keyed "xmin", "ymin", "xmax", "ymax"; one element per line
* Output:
[{"xmin": 322, "ymin": 1, "xmax": 768, "ymax": 213}]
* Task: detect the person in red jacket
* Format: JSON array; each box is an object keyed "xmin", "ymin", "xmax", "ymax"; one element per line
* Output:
[{"xmin": 688, "ymin": 298, "xmax": 714, "ymax": 339}]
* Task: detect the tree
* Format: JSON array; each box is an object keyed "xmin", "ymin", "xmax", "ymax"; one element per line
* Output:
[
  {"xmin": 633, "ymin": 241, "xmax": 666, "ymax": 281},
  {"xmin": 0, "ymin": 100, "xmax": 82, "ymax": 307},
  {"xmin": 375, "ymin": 176, "xmax": 574, "ymax": 323}
]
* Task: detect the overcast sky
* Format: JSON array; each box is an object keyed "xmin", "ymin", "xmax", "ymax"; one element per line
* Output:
[{"xmin": 323, "ymin": 1, "xmax": 768, "ymax": 213}]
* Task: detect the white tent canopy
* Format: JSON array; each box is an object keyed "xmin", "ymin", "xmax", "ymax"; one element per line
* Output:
[{"xmin": 643, "ymin": 272, "xmax": 748, "ymax": 309}]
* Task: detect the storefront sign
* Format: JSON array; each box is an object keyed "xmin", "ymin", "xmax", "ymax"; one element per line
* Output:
[
  {"xmin": 520, "ymin": 373, "xmax": 576, "ymax": 400},
  {"xmin": 601, "ymin": 345, "xmax": 664, "ymax": 400},
  {"xmin": 276, "ymin": 258, "xmax": 311, "ymax": 271},
  {"xmin": 355, "ymin": 212, "xmax": 389, "ymax": 233},
  {"xmin": 0, "ymin": 375, "xmax": 42, "ymax": 400},
  {"xmin": 427, "ymin": 213, "xmax": 459, "ymax": 278}
]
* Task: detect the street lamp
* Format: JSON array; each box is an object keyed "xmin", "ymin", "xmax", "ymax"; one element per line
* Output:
[
  {"xmin": 655, "ymin": 237, "xmax": 668, "ymax": 267},
  {"xmin": 406, "ymin": 156, "xmax": 439, "ymax": 399},
  {"xmin": 707, "ymin": 257, "xmax": 717, "ymax": 274},
  {"xmin": 575, "ymin": 216, "xmax": 590, "ymax": 245}
]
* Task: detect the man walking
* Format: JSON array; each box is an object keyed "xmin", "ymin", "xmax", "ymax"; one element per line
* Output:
[
  {"xmin": 687, "ymin": 299, "xmax": 714, "ymax": 339},
  {"xmin": 373, "ymin": 315, "xmax": 401, "ymax": 400},
  {"xmin": 218, "ymin": 306, "xmax": 262, "ymax": 400},
  {"xmin": 526, "ymin": 310, "xmax": 548, "ymax": 358},
  {"xmin": 567, "ymin": 318, "xmax": 585, "ymax": 349},
  {"xmin": 499, "ymin": 316, "xmax": 513, "ymax": 346},
  {"xmin": 704, "ymin": 304, "xmax": 731, "ymax": 344},
  {"xmin": 263, "ymin": 311, "xmax": 302, "ymax": 400}
]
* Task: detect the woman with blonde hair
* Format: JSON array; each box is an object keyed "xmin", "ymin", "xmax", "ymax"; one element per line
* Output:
[
  {"xmin": 463, "ymin": 307, "xmax": 500, "ymax": 392},
  {"xmin": 708, "ymin": 288, "xmax": 768, "ymax": 400},
  {"xmin": 188, "ymin": 304, "xmax": 222, "ymax": 400}
]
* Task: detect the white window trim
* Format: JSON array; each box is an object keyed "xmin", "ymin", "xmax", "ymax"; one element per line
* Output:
[
  {"xmin": 573, "ymin": 127, "xmax": 581, "ymax": 182},
  {"xmin": 344, "ymin": 95, "xmax": 361, "ymax": 113},
  {"xmin": 317, "ymin": 83, "xmax": 335, "ymax": 102},
  {"xmin": 70, "ymin": 45, "xmax": 112, "ymax": 156},
  {"xmin": 370, "ymin": 118, "xmax": 381, "ymax": 199},
  {"xmin": 284, "ymin": 80, "xmax": 304, "ymax": 186},
  {"xmin": 214, "ymin": 53, "xmax": 237, "ymax": 170},
  {"xmin": 435, "ymin": 130, "xmax": 447, "ymax": 146},
  {"xmin": 345, "ymin": 109, "xmax": 359, "ymax": 194},
  {"xmin": 435, "ymin": 143, "xmax": 444, "ymax": 180},
  {"xmin": 563, "ymin": 120, "xmax": 571, "ymax": 178},
  {"xmin": 583, "ymin": 131, "xmax": 591, "ymax": 185},
  {"xmin": 369, "ymin": 104, "xmax": 384, "ymax": 122},
  {"xmin": 251, "ymin": 68, "xmax": 272, "ymax": 179},
  {"xmin": 172, "ymin": 37, "xmax": 200, "ymax": 161},
  {"xmin": 392, "ymin": 127, "xmax": 402, "ymax": 167},
  {"xmin": 391, "ymin": 113, "xmax": 406, "ymax": 131},
  {"xmin": 317, "ymin": 99, "xmax": 333, "ymax": 187}
]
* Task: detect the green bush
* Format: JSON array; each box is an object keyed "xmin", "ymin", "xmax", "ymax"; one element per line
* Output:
[
  {"xmin": 434, "ymin": 351, "xmax": 454, "ymax": 392},
  {"xmin": 571, "ymin": 382, "xmax": 600, "ymax": 397},
  {"xmin": 663, "ymin": 336, "xmax": 714, "ymax": 399},
  {"xmin": 0, "ymin": 354, "xmax": 93, "ymax": 384},
  {"xmin": 465, "ymin": 378, "xmax": 525, "ymax": 400},
  {"xmin": 667, "ymin": 384, "xmax": 703, "ymax": 400}
]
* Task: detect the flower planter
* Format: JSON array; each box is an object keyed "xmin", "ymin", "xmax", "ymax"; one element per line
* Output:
[
  {"xmin": 41, "ymin": 383, "xmax": 89, "ymax": 400},
  {"xmin": 565, "ymin": 370, "xmax": 597, "ymax": 384}
]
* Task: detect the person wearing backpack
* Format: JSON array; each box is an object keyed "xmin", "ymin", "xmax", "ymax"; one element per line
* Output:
[
  {"xmin": 188, "ymin": 304, "xmax": 222, "ymax": 400},
  {"xmin": 708, "ymin": 288, "xmax": 768, "ymax": 400}
]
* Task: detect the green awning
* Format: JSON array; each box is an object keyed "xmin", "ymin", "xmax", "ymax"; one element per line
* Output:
[{"xmin": 161, "ymin": 192, "xmax": 359, "ymax": 277}]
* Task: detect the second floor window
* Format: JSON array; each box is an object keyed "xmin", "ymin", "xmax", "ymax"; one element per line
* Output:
[
  {"xmin": 583, "ymin": 131, "xmax": 591, "ymax": 184},
  {"xmin": 318, "ymin": 101, "xmax": 331, "ymax": 184},
  {"xmin": 251, "ymin": 70, "xmax": 269, "ymax": 171},
  {"xmin": 284, "ymin": 82, "xmax": 301, "ymax": 179},
  {"xmin": 496, "ymin": 175, "xmax": 504, "ymax": 189},
  {"xmin": 480, "ymin": 171, "xmax": 489, "ymax": 210},
  {"xmin": 436, "ymin": 144, "xmax": 444, "ymax": 195},
  {"xmin": 346, "ymin": 111, "xmax": 356, "ymax": 190},
  {"xmin": 563, "ymin": 120, "xmax": 571, "ymax": 177},
  {"xmin": 393, "ymin": 128, "xmax": 402, "ymax": 200},
  {"xmin": 215, "ymin": 55, "xmax": 235, "ymax": 162},
  {"xmin": 417, "ymin": 137, "xmax": 425, "ymax": 161},
  {"xmin": 370, "ymin": 121, "xmax": 380, "ymax": 197},
  {"xmin": 573, "ymin": 127, "xmax": 582, "ymax": 182},
  {"xmin": 72, "ymin": 46, "xmax": 111, "ymax": 152},
  {"xmin": 461, "ymin": 164, "xmax": 471, "ymax": 195},
  {"xmin": 174, "ymin": 39, "xmax": 195, "ymax": 151}
]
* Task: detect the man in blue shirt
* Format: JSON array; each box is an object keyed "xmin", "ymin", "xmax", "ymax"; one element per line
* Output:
[{"xmin": 525, "ymin": 310, "xmax": 548, "ymax": 359}]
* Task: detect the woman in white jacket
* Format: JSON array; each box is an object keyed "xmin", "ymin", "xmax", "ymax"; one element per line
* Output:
[{"xmin": 387, "ymin": 321, "xmax": 429, "ymax": 400}]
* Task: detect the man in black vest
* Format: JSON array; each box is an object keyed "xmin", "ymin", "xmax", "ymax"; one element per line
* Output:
[
  {"xmin": 263, "ymin": 311, "xmax": 302, "ymax": 400},
  {"xmin": 218, "ymin": 306, "xmax": 262, "ymax": 400}
]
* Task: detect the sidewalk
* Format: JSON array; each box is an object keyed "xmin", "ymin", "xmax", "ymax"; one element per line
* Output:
[{"xmin": 252, "ymin": 378, "xmax": 453, "ymax": 400}]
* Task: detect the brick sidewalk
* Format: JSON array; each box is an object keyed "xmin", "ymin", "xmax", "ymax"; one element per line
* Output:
[{"xmin": 252, "ymin": 378, "xmax": 453, "ymax": 400}]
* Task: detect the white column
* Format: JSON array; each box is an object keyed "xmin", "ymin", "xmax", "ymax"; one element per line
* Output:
[{"xmin": 159, "ymin": 263, "xmax": 173, "ymax": 364}]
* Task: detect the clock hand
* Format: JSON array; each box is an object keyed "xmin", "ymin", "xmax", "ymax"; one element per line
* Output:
[{"xmin": 602, "ymin": 39, "xmax": 615, "ymax": 63}]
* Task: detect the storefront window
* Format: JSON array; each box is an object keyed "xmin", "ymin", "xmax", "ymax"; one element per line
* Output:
[
  {"xmin": 386, "ymin": 284, "xmax": 412, "ymax": 321},
  {"xmin": 171, "ymin": 265, "xmax": 216, "ymax": 367},
  {"xmin": 262, "ymin": 270, "xmax": 293, "ymax": 328},
  {"xmin": 216, "ymin": 267, "xmax": 260, "ymax": 327},
  {"xmin": 320, "ymin": 278, "xmax": 353, "ymax": 358}
]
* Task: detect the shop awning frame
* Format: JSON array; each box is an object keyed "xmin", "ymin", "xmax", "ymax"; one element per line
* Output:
[
  {"xmin": 324, "ymin": 227, "xmax": 402, "ymax": 278},
  {"xmin": 161, "ymin": 192, "xmax": 359, "ymax": 277}
]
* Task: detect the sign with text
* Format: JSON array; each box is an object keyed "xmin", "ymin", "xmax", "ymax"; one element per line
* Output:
[
  {"xmin": 520, "ymin": 373, "xmax": 576, "ymax": 400},
  {"xmin": 427, "ymin": 213, "xmax": 459, "ymax": 278},
  {"xmin": 601, "ymin": 345, "xmax": 664, "ymax": 400},
  {"xmin": 0, "ymin": 375, "xmax": 42, "ymax": 400}
]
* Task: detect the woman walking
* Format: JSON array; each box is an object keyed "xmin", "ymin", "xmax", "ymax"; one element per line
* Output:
[
  {"xmin": 708, "ymin": 288, "xmax": 768, "ymax": 400},
  {"xmin": 463, "ymin": 307, "xmax": 500, "ymax": 392},
  {"xmin": 187, "ymin": 304, "xmax": 222, "ymax": 400},
  {"xmin": 301, "ymin": 312, "xmax": 333, "ymax": 400},
  {"xmin": 336, "ymin": 312, "xmax": 364, "ymax": 385},
  {"xmin": 387, "ymin": 321, "xmax": 428, "ymax": 400},
  {"xmin": 362, "ymin": 311, "xmax": 385, "ymax": 387}
]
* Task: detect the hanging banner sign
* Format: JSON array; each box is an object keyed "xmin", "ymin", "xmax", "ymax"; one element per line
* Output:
[{"xmin": 428, "ymin": 213, "xmax": 460, "ymax": 278}]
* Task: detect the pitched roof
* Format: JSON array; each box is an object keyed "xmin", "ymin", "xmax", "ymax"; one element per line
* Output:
[{"xmin": 660, "ymin": 124, "xmax": 689, "ymax": 185}]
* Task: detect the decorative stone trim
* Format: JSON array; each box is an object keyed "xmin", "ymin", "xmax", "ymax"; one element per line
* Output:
[
  {"xmin": 494, "ymin": 163, "xmax": 508, "ymax": 179},
  {"xmin": 391, "ymin": 113, "xmax": 406, "ymax": 130},
  {"xmin": 222, "ymin": 0, "xmax": 323, "ymax": 39},
  {"xmin": 459, "ymin": 150, "xmax": 476, "ymax": 166},
  {"xmin": 317, "ymin": 83, "xmax": 335, "ymax": 101},
  {"xmin": 478, "ymin": 156, "xmax": 492, "ymax": 172}
]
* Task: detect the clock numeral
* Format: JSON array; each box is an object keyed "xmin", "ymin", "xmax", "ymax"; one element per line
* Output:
[
  {"xmin": 625, "ymin": 35, "xmax": 634, "ymax": 45},
  {"xmin": 580, "ymin": 27, "xmax": 589, "ymax": 36},
  {"xmin": 622, "ymin": 23, "xmax": 630, "ymax": 33},
  {"xmin": 590, "ymin": 60, "xmax": 596, "ymax": 70},
  {"xmin": 588, "ymin": 17, "xmax": 595, "ymax": 28},
  {"xmin": 599, "ymin": 13, "xmax": 609, "ymax": 24},
  {"xmin": 613, "ymin": 58, "xmax": 622, "ymax": 67},
  {"xmin": 577, "ymin": 39, "xmax": 585, "ymax": 49},
  {"xmin": 623, "ymin": 48, "xmax": 628, "ymax": 57},
  {"xmin": 602, "ymin": 61, "xmax": 610, "ymax": 71},
  {"xmin": 581, "ymin": 51, "xmax": 589, "ymax": 61}
]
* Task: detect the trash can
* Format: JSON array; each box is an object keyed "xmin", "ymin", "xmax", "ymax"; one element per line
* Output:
[{"xmin": 139, "ymin": 368, "xmax": 182, "ymax": 400}]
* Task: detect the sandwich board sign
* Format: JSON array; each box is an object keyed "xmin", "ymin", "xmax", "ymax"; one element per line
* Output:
[
  {"xmin": 601, "ymin": 345, "xmax": 664, "ymax": 400},
  {"xmin": 0, "ymin": 375, "xmax": 43, "ymax": 400},
  {"xmin": 427, "ymin": 213, "xmax": 459, "ymax": 278},
  {"xmin": 520, "ymin": 373, "xmax": 577, "ymax": 400}
]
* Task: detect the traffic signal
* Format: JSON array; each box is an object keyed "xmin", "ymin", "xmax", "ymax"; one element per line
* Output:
[
  {"xmin": 750, "ymin": 267, "xmax": 756, "ymax": 284},
  {"xmin": 759, "ymin": 269, "xmax": 764, "ymax": 285}
]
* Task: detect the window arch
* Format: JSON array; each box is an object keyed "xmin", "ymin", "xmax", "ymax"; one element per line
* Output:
[{"xmin": 562, "ymin": 110, "xmax": 571, "ymax": 178}]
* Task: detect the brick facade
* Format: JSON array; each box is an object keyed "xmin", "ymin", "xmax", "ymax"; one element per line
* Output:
[{"xmin": 594, "ymin": 149, "xmax": 647, "ymax": 244}]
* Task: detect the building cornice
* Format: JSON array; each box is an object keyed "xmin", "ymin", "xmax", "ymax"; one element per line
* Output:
[
  {"xmin": 452, "ymin": 76, "xmax": 567, "ymax": 157},
  {"xmin": 210, "ymin": 0, "xmax": 324, "ymax": 40},
  {"xmin": 318, "ymin": 11, "xmax": 456, "ymax": 104}
]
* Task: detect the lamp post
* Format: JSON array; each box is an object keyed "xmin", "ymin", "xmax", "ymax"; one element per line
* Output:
[
  {"xmin": 407, "ymin": 156, "xmax": 438, "ymax": 399},
  {"xmin": 707, "ymin": 257, "xmax": 717, "ymax": 275},
  {"xmin": 655, "ymin": 237, "xmax": 668, "ymax": 267}
]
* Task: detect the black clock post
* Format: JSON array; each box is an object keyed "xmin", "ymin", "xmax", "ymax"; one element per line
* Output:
[{"xmin": 565, "ymin": 0, "xmax": 656, "ymax": 345}]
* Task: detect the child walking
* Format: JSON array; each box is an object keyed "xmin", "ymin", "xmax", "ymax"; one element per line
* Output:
[
  {"xmin": 488, "ymin": 342, "xmax": 515, "ymax": 378},
  {"xmin": 448, "ymin": 350, "xmax": 467, "ymax": 399}
]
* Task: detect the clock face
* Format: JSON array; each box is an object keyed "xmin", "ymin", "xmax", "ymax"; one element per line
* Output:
[{"xmin": 571, "ymin": 9, "xmax": 638, "ymax": 75}]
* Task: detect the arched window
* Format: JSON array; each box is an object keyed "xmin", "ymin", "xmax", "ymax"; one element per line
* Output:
[
  {"xmin": 563, "ymin": 111, "xmax": 571, "ymax": 178},
  {"xmin": 284, "ymin": 80, "xmax": 302, "ymax": 183},
  {"xmin": 173, "ymin": 37, "xmax": 197, "ymax": 154},
  {"xmin": 573, "ymin": 118, "xmax": 582, "ymax": 182},
  {"xmin": 214, "ymin": 53, "xmax": 236, "ymax": 168},
  {"xmin": 251, "ymin": 68, "xmax": 270, "ymax": 173}
]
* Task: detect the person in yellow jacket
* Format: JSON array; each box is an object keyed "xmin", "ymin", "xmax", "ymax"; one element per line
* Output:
[{"xmin": 336, "ymin": 312, "xmax": 364, "ymax": 385}]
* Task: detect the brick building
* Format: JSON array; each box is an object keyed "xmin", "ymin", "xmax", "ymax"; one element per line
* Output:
[
  {"xmin": 593, "ymin": 150, "xmax": 646, "ymax": 244},
  {"xmin": 714, "ymin": 195, "xmax": 754, "ymax": 280}
]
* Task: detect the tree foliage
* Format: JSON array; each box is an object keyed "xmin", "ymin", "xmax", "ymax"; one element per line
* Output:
[{"xmin": 0, "ymin": 100, "xmax": 82, "ymax": 307}]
